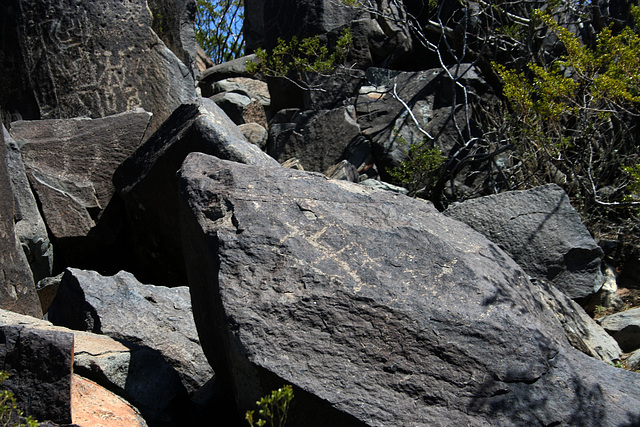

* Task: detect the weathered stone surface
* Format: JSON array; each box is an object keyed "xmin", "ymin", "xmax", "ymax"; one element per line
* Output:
[
  {"xmin": 148, "ymin": 0, "xmax": 197, "ymax": 71},
  {"xmin": 0, "ymin": 129, "xmax": 42, "ymax": 317},
  {"xmin": 0, "ymin": 316, "xmax": 74, "ymax": 423},
  {"xmin": 3, "ymin": 125, "xmax": 53, "ymax": 283},
  {"xmin": 179, "ymin": 152, "xmax": 640, "ymax": 426},
  {"xmin": 238, "ymin": 123, "xmax": 268, "ymax": 149},
  {"xmin": 71, "ymin": 375, "xmax": 148, "ymax": 427},
  {"xmin": 598, "ymin": 307, "xmax": 640, "ymax": 352},
  {"xmin": 212, "ymin": 77, "xmax": 270, "ymax": 107},
  {"xmin": 10, "ymin": 110, "xmax": 152, "ymax": 241},
  {"xmin": 4, "ymin": 0, "xmax": 196, "ymax": 132},
  {"xmin": 355, "ymin": 66, "xmax": 489, "ymax": 173},
  {"xmin": 47, "ymin": 268, "xmax": 213, "ymax": 395},
  {"xmin": 325, "ymin": 160, "xmax": 359, "ymax": 182},
  {"xmin": 114, "ymin": 98, "xmax": 278, "ymax": 284},
  {"xmin": 210, "ymin": 92, "xmax": 267, "ymax": 127},
  {"xmin": 535, "ymin": 279, "xmax": 622, "ymax": 363},
  {"xmin": 199, "ymin": 55, "xmax": 259, "ymax": 97},
  {"xmin": 0, "ymin": 308, "xmax": 192, "ymax": 424},
  {"xmin": 445, "ymin": 184, "xmax": 604, "ymax": 300},
  {"xmin": 267, "ymin": 107, "xmax": 361, "ymax": 173},
  {"xmin": 359, "ymin": 178, "xmax": 409, "ymax": 195},
  {"xmin": 261, "ymin": 0, "xmax": 363, "ymax": 49}
]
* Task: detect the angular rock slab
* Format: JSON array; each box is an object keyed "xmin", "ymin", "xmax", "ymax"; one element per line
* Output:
[
  {"xmin": 47, "ymin": 268, "xmax": 213, "ymax": 395},
  {"xmin": 445, "ymin": 184, "xmax": 604, "ymax": 300},
  {"xmin": 0, "ymin": 129, "xmax": 42, "ymax": 317},
  {"xmin": 4, "ymin": 125, "xmax": 53, "ymax": 283},
  {"xmin": 114, "ymin": 98, "xmax": 278, "ymax": 285},
  {"xmin": 10, "ymin": 110, "xmax": 152, "ymax": 240},
  {"xmin": 267, "ymin": 107, "xmax": 361, "ymax": 173},
  {"xmin": 179, "ymin": 153, "xmax": 640, "ymax": 426},
  {"xmin": 598, "ymin": 307, "xmax": 640, "ymax": 353},
  {"xmin": 0, "ymin": 315, "xmax": 74, "ymax": 423},
  {"xmin": 5, "ymin": 0, "xmax": 196, "ymax": 132}
]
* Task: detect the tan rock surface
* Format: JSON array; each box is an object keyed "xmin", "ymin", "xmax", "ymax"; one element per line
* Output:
[{"xmin": 71, "ymin": 375, "xmax": 147, "ymax": 427}]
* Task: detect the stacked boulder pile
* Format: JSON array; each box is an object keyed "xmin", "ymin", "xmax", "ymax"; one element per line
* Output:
[{"xmin": 1, "ymin": 0, "xmax": 639, "ymax": 426}]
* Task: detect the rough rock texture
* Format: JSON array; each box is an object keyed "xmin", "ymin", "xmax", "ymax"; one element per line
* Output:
[
  {"xmin": 261, "ymin": 0, "xmax": 363, "ymax": 49},
  {"xmin": 0, "ymin": 129, "xmax": 42, "ymax": 317},
  {"xmin": 198, "ymin": 55, "xmax": 258, "ymax": 97},
  {"xmin": 114, "ymin": 98, "xmax": 278, "ymax": 285},
  {"xmin": 71, "ymin": 375, "xmax": 148, "ymax": 427},
  {"xmin": 3, "ymin": 125, "xmax": 53, "ymax": 283},
  {"xmin": 0, "ymin": 316, "xmax": 74, "ymax": 423},
  {"xmin": 10, "ymin": 110, "xmax": 152, "ymax": 241},
  {"xmin": 535, "ymin": 279, "xmax": 622, "ymax": 363},
  {"xmin": 598, "ymin": 307, "xmax": 640, "ymax": 352},
  {"xmin": 47, "ymin": 268, "xmax": 213, "ymax": 395},
  {"xmin": 0, "ymin": 308, "xmax": 190, "ymax": 425},
  {"xmin": 445, "ymin": 184, "xmax": 604, "ymax": 300},
  {"xmin": 147, "ymin": 0, "xmax": 197, "ymax": 70},
  {"xmin": 267, "ymin": 107, "xmax": 361, "ymax": 173},
  {"xmin": 3, "ymin": 0, "xmax": 196, "ymax": 132},
  {"xmin": 238, "ymin": 123, "xmax": 268, "ymax": 149},
  {"xmin": 355, "ymin": 66, "xmax": 489, "ymax": 172},
  {"xmin": 179, "ymin": 152, "xmax": 640, "ymax": 426}
]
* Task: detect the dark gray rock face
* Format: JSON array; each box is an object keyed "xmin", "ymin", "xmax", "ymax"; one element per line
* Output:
[
  {"xmin": 598, "ymin": 307, "xmax": 640, "ymax": 353},
  {"xmin": 114, "ymin": 98, "xmax": 278, "ymax": 285},
  {"xmin": 148, "ymin": 0, "xmax": 197, "ymax": 70},
  {"xmin": 261, "ymin": 0, "xmax": 363, "ymax": 49},
  {"xmin": 445, "ymin": 184, "xmax": 604, "ymax": 300},
  {"xmin": 3, "ymin": 125, "xmax": 53, "ymax": 283},
  {"xmin": 0, "ymin": 318, "xmax": 74, "ymax": 424},
  {"xmin": 0, "ymin": 129, "xmax": 42, "ymax": 317},
  {"xmin": 10, "ymin": 111, "xmax": 152, "ymax": 241},
  {"xmin": 47, "ymin": 268, "xmax": 213, "ymax": 395},
  {"xmin": 179, "ymin": 152, "xmax": 640, "ymax": 426},
  {"xmin": 267, "ymin": 107, "xmax": 361, "ymax": 173},
  {"xmin": 535, "ymin": 279, "xmax": 621, "ymax": 363},
  {"xmin": 3, "ymin": 0, "xmax": 196, "ymax": 132},
  {"xmin": 356, "ymin": 66, "xmax": 490, "ymax": 172}
]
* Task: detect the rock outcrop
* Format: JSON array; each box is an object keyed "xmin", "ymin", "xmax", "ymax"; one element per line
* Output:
[
  {"xmin": 179, "ymin": 152, "xmax": 640, "ymax": 426},
  {"xmin": 0, "ymin": 128, "xmax": 42, "ymax": 317},
  {"xmin": 47, "ymin": 268, "xmax": 213, "ymax": 395},
  {"xmin": 0, "ymin": 0, "xmax": 196, "ymax": 132},
  {"xmin": 3, "ymin": 125, "xmax": 53, "ymax": 284},
  {"xmin": 445, "ymin": 184, "xmax": 604, "ymax": 300},
  {"xmin": 114, "ymin": 98, "xmax": 279, "ymax": 285}
]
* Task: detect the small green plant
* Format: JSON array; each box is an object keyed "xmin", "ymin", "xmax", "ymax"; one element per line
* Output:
[
  {"xmin": 245, "ymin": 384, "xmax": 294, "ymax": 427},
  {"xmin": 609, "ymin": 360, "xmax": 625, "ymax": 369},
  {"xmin": 387, "ymin": 131, "xmax": 445, "ymax": 197},
  {"xmin": 492, "ymin": 5, "xmax": 640, "ymax": 226},
  {"xmin": 0, "ymin": 372, "xmax": 38, "ymax": 427},
  {"xmin": 246, "ymin": 29, "xmax": 352, "ymax": 90}
]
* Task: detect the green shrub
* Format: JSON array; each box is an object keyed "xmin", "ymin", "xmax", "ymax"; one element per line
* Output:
[
  {"xmin": 245, "ymin": 384, "xmax": 294, "ymax": 427},
  {"xmin": 246, "ymin": 29, "xmax": 352, "ymax": 90},
  {"xmin": 387, "ymin": 132, "xmax": 445, "ymax": 197}
]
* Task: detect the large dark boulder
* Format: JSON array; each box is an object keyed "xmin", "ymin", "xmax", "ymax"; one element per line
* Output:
[
  {"xmin": 0, "ymin": 129, "xmax": 42, "ymax": 317},
  {"xmin": 1, "ymin": 0, "xmax": 196, "ymax": 132},
  {"xmin": 444, "ymin": 184, "xmax": 604, "ymax": 300},
  {"xmin": 267, "ymin": 107, "xmax": 361, "ymax": 172},
  {"xmin": 355, "ymin": 66, "xmax": 490, "ymax": 177},
  {"xmin": 179, "ymin": 152, "xmax": 640, "ymax": 426},
  {"xmin": 9, "ymin": 110, "xmax": 152, "ymax": 271},
  {"xmin": 0, "ymin": 315, "xmax": 74, "ymax": 424},
  {"xmin": 47, "ymin": 268, "xmax": 213, "ymax": 396},
  {"xmin": 114, "ymin": 98, "xmax": 278, "ymax": 285},
  {"xmin": 3, "ymin": 125, "xmax": 53, "ymax": 284},
  {"xmin": 147, "ymin": 0, "xmax": 197, "ymax": 70}
]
